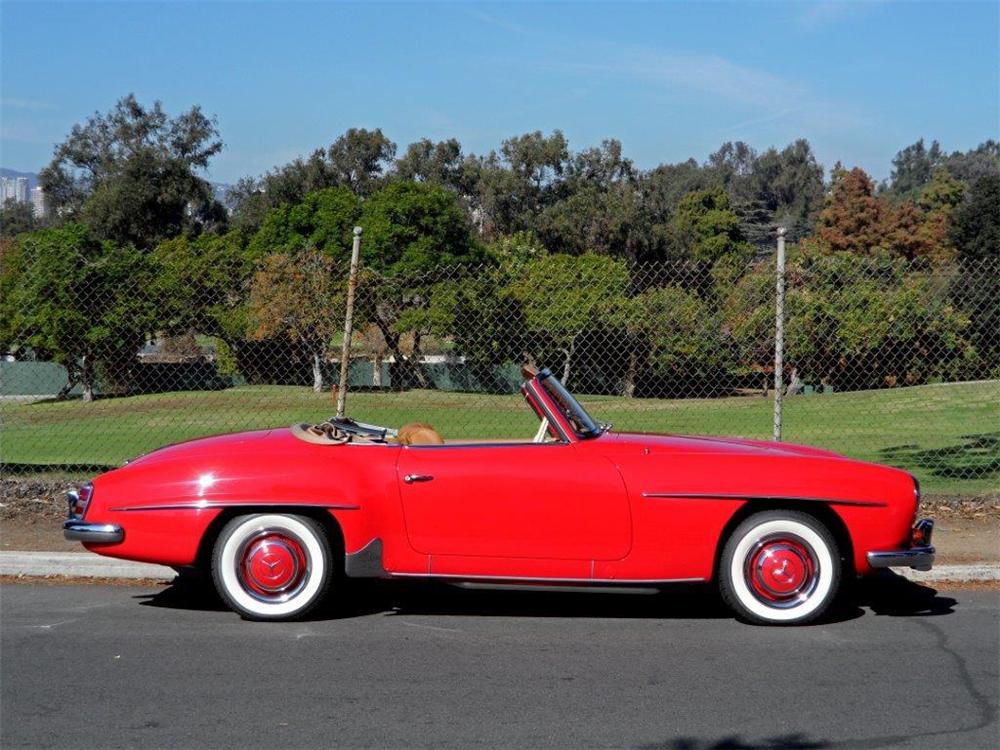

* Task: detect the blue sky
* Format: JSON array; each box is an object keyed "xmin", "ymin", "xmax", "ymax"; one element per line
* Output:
[{"xmin": 2, "ymin": 1, "xmax": 997, "ymax": 184}]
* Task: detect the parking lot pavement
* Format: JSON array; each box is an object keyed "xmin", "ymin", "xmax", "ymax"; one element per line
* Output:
[{"xmin": 2, "ymin": 577, "xmax": 997, "ymax": 750}]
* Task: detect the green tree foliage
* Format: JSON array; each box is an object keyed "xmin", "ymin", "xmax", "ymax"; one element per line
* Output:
[
  {"xmin": 0, "ymin": 224, "xmax": 154, "ymax": 400},
  {"xmin": 0, "ymin": 200, "xmax": 38, "ymax": 238},
  {"xmin": 476, "ymin": 130, "xmax": 570, "ymax": 236},
  {"xmin": 918, "ymin": 168, "xmax": 966, "ymax": 212},
  {"xmin": 668, "ymin": 188, "xmax": 755, "ymax": 267},
  {"xmin": 949, "ymin": 175, "xmax": 1000, "ymax": 372},
  {"xmin": 358, "ymin": 181, "xmax": 483, "ymax": 387},
  {"xmin": 229, "ymin": 128, "xmax": 395, "ymax": 231},
  {"xmin": 887, "ymin": 139, "xmax": 999, "ymax": 197},
  {"xmin": 39, "ymin": 94, "xmax": 224, "ymax": 248},
  {"xmin": 248, "ymin": 187, "xmax": 361, "ymax": 259},
  {"xmin": 950, "ymin": 175, "xmax": 1000, "ymax": 261},
  {"xmin": 506, "ymin": 253, "xmax": 628, "ymax": 383}
]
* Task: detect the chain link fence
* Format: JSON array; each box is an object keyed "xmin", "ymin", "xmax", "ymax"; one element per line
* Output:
[{"xmin": 1, "ymin": 247, "xmax": 997, "ymax": 500}]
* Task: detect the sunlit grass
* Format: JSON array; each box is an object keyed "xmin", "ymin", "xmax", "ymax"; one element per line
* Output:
[{"xmin": 2, "ymin": 381, "xmax": 997, "ymax": 496}]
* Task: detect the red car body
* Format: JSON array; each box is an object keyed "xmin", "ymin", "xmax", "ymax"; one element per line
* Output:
[{"xmin": 65, "ymin": 369, "xmax": 934, "ymax": 623}]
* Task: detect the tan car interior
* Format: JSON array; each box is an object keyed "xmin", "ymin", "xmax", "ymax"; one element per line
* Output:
[{"xmin": 292, "ymin": 364, "xmax": 548, "ymax": 447}]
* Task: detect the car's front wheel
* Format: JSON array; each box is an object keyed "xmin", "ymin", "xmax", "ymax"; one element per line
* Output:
[
  {"xmin": 212, "ymin": 513, "xmax": 332, "ymax": 621},
  {"xmin": 719, "ymin": 510, "xmax": 841, "ymax": 625}
]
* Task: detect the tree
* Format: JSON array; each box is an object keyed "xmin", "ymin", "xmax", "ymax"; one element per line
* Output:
[
  {"xmin": 949, "ymin": 175, "xmax": 1000, "ymax": 261},
  {"xmin": 668, "ymin": 188, "xmax": 755, "ymax": 268},
  {"xmin": 0, "ymin": 200, "xmax": 37, "ymax": 238},
  {"xmin": 39, "ymin": 94, "xmax": 224, "ymax": 248},
  {"xmin": 949, "ymin": 175, "xmax": 1000, "ymax": 372},
  {"xmin": 0, "ymin": 225, "xmax": 154, "ymax": 401},
  {"xmin": 506, "ymin": 253, "xmax": 628, "ymax": 383},
  {"xmin": 359, "ymin": 181, "xmax": 483, "ymax": 387},
  {"xmin": 918, "ymin": 168, "xmax": 966, "ymax": 212},
  {"xmin": 393, "ymin": 138, "xmax": 476, "ymax": 194},
  {"xmin": 248, "ymin": 186, "xmax": 361, "ymax": 259},
  {"xmin": 327, "ymin": 128, "xmax": 396, "ymax": 197},
  {"xmin": 804, "ymin": 167, "xmax": 886, "ymax": 256},
  {"xmin": 887, "ymin": 139, "xmax": 944, "ymax": 197},
  {"xmin": 476, "ymin": 130, "xmax": 570, "ymax": 236},
  {"xmin": 248, "ymin": 249, "xmax": 343, "ymax": 392}
]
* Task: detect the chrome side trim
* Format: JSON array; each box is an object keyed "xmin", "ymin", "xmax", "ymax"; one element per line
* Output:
[
  {"xmin": 641, "ymin": 492, "xmax": 886, "ymax": 508},
  {"xmin": 344, "ymin": 538, "xmax": 387, "ymax": 578},
  {"xmin": 388, "ymin": 572, "xmax": 706, "ymax": 584},
  {"xmin": 107, "ymin": 501, "xmax": 361, "ymax": 512},
  {"xmin": 867, "ymin": 546, "xmax": 935, "ymax": 571},
  {"xmin": 63, "ymin": 520, "xmax": 124, "ymax": 544}
]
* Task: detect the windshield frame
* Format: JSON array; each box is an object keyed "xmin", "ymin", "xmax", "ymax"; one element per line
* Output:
[{"xmin": 537, "ymin": 370, "xmax": 604, "ymax": 439}]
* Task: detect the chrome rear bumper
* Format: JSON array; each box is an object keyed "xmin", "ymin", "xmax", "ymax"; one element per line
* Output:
[
  {"xmin": 867, "ymin": 519, "xmax": 935, "ymax": 571},
  {"xmin": 64, "ymin": 520, "xmax": 123, "ymax": 544}
]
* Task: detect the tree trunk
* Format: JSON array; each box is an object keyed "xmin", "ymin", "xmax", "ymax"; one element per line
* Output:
[
  {"xmin": 622, "ymin": 349, "xmax": 639, "ymax": 398},
  {"xmin": 374, "ymin": 314, "xmax": 429, "ymax": 390},
  {"xmin": 372, "ymin": 355, "xmax": 383, "ymax": 387},
  {"xmin": 560, "ymin": 333, "xmax": 579, "ymax": 384},
  {"xmin": 312, "ymin": 352, "xmax": 324, "ymax": 393},
  {"xmin": 81, "ymin": 356, "xmax": 95, "ymax": 403}
]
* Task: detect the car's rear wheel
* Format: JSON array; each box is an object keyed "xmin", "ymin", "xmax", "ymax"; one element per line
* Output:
[
  {"xmin": 212, "ymin": 513, "xmax": 332, "ymax": 621},
  {"xmin": 719, "ymin": 510, "xmax": 841, "ymax": 625}
]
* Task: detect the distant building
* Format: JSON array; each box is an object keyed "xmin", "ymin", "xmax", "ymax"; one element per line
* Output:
[
  {"xmin": 1, "ymin": 176, "xmax": 30, "ymax": 206},
  {"xmin": 31, "ymin": 186, "xmax": 46, "ymax": 218}
]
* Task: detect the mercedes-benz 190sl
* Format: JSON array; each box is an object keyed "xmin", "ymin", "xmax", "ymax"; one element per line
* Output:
[{"xmin": 64, "ymin": 366, "xmax": 934, "ymax": 625}]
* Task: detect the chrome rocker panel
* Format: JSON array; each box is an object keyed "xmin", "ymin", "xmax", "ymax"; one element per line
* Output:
[{"xmin": 63, "ymin": 520, "xmax": 124, "ymax": 544}]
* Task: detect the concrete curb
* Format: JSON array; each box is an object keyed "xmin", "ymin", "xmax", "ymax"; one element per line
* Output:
[
  {"xmin": 1, "ymin": 551, "xmax": 998, "ymax": 583},
  {"xmin": 897, "ymin": 564, "xmax": 1000, "ymax": 582},
  {"xmin": 0, "ymin": 551, "xmax": 175, "ymax": 579}
]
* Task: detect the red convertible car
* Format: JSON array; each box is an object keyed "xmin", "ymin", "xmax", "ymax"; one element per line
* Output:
[{"xmin": 65, "ymin": 367, "xmax": 934, "ymax": 625}]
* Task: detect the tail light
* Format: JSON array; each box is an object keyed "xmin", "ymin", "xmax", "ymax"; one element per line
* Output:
[{"xmin": 67, "ymin": 483, "xmax": 93, "ymax": 519}]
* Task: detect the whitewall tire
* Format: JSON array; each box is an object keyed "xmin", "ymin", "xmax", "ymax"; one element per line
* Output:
[
  {"xmin": 212, "ymin": 513, "xmax": 332, "ymax": 621},
  {"xmin": 719, "ymin": 510, "xmax": 841, "ymax": 625}
]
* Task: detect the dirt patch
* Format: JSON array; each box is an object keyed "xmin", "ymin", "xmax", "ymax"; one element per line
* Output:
[{"xmin": 0, "ymin": 477, "xmax": 75, "ymax": 522}]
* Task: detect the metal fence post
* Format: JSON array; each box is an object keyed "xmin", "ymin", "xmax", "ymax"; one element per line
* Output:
[
  {"xmin": 336, "ymin": 226, "xmax": 363, "ymax": 419},
  {"xmin": 773, "ymin": 227, "xmax": 787, "ymax": 441}
]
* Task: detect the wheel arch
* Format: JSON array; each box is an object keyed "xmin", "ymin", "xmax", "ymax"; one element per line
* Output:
[
  {"xmin": 711, "ymin": 499, "xmax": 855, "ymax": 582},
  {"xmin": 194, "ymin": 505, "xmax": 345, "ymax": 574}
]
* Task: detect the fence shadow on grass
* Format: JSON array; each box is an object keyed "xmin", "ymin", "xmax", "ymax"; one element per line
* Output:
[{"xmin": 879, "ymin": 432, "xmax": 1000, "ymax": 480}]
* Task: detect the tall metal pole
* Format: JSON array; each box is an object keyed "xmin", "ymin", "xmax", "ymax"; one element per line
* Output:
[
  {"xmin": 773, "ymin": 226, "xmax": 787, "ymax": 441},
  {"xmin": 336, "ymin": 226, "xmax": 363, "ymax": 419}
]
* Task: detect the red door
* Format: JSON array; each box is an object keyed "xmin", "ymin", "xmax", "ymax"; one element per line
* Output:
[{"xmin": 396, "ymin": 443, "xmax": 631, "ymax": 560}]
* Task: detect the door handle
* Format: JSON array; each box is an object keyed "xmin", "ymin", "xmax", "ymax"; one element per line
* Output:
[{"xmin": 403, "ymin": 474, "xmax": 434, "ymax": 484}]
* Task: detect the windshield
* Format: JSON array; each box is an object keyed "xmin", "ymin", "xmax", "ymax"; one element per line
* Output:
[{"xmin": 539, "ymin": 372, "xmax": 603, "ymax": 439}]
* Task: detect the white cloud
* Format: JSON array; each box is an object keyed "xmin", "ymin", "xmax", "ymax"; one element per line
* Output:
[
  {"xmin": 1, "ymin": 98, "xmax": 54, "ymax": 112},
  {"xmin": 795, "ymin": 1, "xmax": 882, "ymax": 30}
]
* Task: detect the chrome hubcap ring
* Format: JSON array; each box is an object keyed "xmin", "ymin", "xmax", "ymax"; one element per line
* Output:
[
  {"xmin": 744, "ymin": 533, "xmax": 820, "ymax": 609},
  {"xmin": 236, "ymin": 529, "xmax": 310, "ymax": 603}
]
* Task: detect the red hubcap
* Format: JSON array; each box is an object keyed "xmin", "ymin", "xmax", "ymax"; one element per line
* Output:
[
  {"xmin": 238, "ymin": 532, "xmax": 308, "ymax": 600},
  {"xmin": 746, "ymin": 537, "xmax": 817, "ymax": 606}
]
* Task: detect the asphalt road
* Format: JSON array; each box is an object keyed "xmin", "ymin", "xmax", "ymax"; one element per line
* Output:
[{"xmin": 2, "ymin": 577, "xmax": 997, "ymax": 750}]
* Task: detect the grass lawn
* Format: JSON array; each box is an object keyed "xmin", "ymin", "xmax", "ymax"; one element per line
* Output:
[{"xmin": 2, "ymin": 381, "xmax": 997, "ymax": 496}]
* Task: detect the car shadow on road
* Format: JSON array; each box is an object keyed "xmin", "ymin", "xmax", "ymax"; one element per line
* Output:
[
  {"xmin": 850, "ymin": 570, "xmax": 957, "ymax": 617},
  {"xmin": 135, "ymin": 570, "xmax": 956, "ymax": 624}
]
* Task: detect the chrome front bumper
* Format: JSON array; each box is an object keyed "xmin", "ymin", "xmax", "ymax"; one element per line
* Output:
[
  {"xmin": 867, "ymin": 519, "xmax": 935, "ymax": 571},
  {"xmin": 63, "ymin": 519, "xmax": 123, "ymax": 544}
]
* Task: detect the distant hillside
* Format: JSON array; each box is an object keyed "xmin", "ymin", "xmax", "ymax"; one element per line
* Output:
[{"xmin": 0, "ymin": 168, "xmax": 231, "ymax": 206}]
